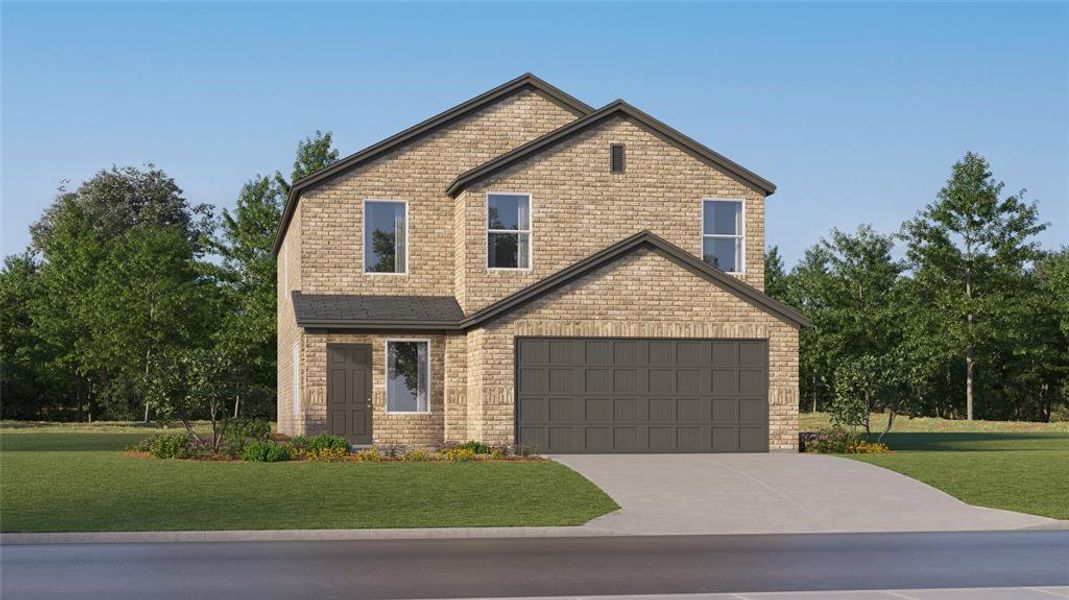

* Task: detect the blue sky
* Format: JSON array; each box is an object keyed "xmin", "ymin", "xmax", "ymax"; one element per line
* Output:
[{"xmin": 3, "ymin": 2, "xmax": 1066, "ymax": 266}]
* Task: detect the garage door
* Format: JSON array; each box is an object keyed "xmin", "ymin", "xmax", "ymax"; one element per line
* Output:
[{"xmin": 516, "ymin": 338, "xmax": 769, "ymax": 453}]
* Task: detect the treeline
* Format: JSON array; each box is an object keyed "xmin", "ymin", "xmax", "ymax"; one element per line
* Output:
[
  {"xmin": 0, "ymin": 132, "xmax": 339, "ymax": 421},
  {"xmin": 766, "ymin": 153, "xmax": 1068, "ymax": 432},
  {"xmin": 2, "ymin": 148, "xmax": 1066, "ymax": 425}
]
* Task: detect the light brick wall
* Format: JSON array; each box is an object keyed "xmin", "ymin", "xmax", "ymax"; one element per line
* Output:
[
  {"xmin": 456, "ymin": 115, "xmax": 767, "ymax": 314},
  {"xmin": 467, "ymin": 247, "xmax": 799, "ymax": 451},
  {"xmin": 298, "ymin": 89, "xmax": 580, "ymax": 297},
  {"xmin": 276, "ymin": 206, "xmax": 303, "ymax": 436}
]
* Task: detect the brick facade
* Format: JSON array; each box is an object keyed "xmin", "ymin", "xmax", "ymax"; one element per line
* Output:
[{"xmin": 276, "ymin": 78, "xmax": 800, "ymax": 451}]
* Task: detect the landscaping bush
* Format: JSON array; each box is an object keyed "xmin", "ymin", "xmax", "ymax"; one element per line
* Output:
[
  {"xmin": 804, "ymin": 428, "xmax": 889, "ymax": 454},
  {"xmin": 456, "ymin": 440, "xmax": 492, "ymax": 454},
  {"xmin": 241, "ymin": 440, "xmax": 290, "ymax": 462},
  {"xmin": 129, "ymin": 433, "xmax": 204, "ymax": 459},
  {"xmin": 353, "ymin": 447, "xmax": 383, "ymax": 462},
  {"xmin": 307, "ymin": 433, "xmax": 350, "ymax": 453},
  {"xmin": 401, "ymin": 448, "xmax": 431, "ymax": 462},
  {"xmin": 439, "ymin": 447, "xmax": 477, "ymax": 462},
  {"xmin": 224, "ymin": 418, "xmax": 271, "ymax": 442}
]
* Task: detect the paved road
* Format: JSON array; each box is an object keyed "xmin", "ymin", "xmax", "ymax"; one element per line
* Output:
[
  {"xmin": 3, "ymin": 531, "xmax": 1068, "ymax": 599},
  {"xmin": 552, "ymin": 454, "xmax": 1057, "ymax": 534}
]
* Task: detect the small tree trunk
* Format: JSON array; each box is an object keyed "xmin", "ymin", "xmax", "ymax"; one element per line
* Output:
[
  {"xmin": 233, "ymin": 395, "xmax": 241, "ymax": 419},
  {"xmin": 965, "ymin": 349, "xmax": 974, "ymax": 421},
  {"xmin": 878, "ymin": 410, "xmax": 896, "ymax": 443}
]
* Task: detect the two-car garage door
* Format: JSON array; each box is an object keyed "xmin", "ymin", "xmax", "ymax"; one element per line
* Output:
[{"xmin": 515, "ymin": 338, "xmax": 769, "ymax": 453}]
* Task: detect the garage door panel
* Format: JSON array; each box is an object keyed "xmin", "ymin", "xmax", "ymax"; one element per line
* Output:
[
  {"xmin": 584, "ymin": 398, "xmax": 612, "ymax": 421},
  {"xmin": 712, "ymin": 370, "xmax": 738, "ymax": 395},
  {"xmin": 739, "ymin": 342, "xmax": 768, "ymax": 367},
  {"xmin": 739, "ymin": 370, "xmax": 766, "ymax": 395},
  {"xmin": 585, "ymin": 369, "xmax": 611, "ymax": 393},
  {"xmin": 613, "ymin": 370, "xmax": 639, "ymax": 393},
  {"xmin": 649, "ymin": 398, "xmax": 675, "ymax": 421},
  {"xmin": 519, "ymin": 368, "xmax": 547, "ymax": 393},
  {"xmin": 712, "ymin": 398, "xmax": 737, "ymax": 422},
  {"xmin": 516, "ymin": 338, "xmax": 768, "ymax": 453},
  {"xmin": 549, "ymin": 398, "xmax": 574, "ymax": 422}
]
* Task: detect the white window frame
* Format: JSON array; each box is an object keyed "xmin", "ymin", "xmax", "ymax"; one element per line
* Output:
[
  {"xmin": 701, "ymin": 198, "xmax": 746, "ymax": 275},
  {"xmin": 291, "ymin": 343, "xmax": 300, "ymax": 418},
  {"xmin": 363, "ymin": 198, "xmax": 409, "ymax": 276},
  {"xmin": 384, "ymin": 338, "xmax": 431, "ymax": 415},
  {"xmin": 486, "ymin": 192, "xmax": 533, "ymax": 271}
]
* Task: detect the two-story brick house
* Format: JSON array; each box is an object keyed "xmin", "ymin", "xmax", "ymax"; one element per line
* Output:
[{"xmin": 275, "ymin": 74, "xmax": 808, "ymax": 453}]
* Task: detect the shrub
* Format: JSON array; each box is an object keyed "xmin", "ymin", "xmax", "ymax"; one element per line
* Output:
[
  {"xmin": 354, "ymin": 447, "xmax": 383, "ymax": 462},
  {"xmin": 439, "ymin": 447, "xmax": 477, "ymax": 462},
  {"xmin": 805, "ymin": 428, "xmax": 889, "ymax": 454},
  {"xmin": 401, "ymin": 448, "xmax": 432, "ymax": 462},
  {"xmin": 456, "ymin": 440, "xmax": 492, "ymax": 454},
  {"xmin": 241, "ymin": 440, "xmax": 291, "ymax": 462},
  {"xmin": 307, "ymin": 434, "xmax": 350, "ymax": 453},
  {"xmin": 225, "ymin": 418, "xmax": 271, "ymax": 442},
  {"xmin": 288, "ymin": 435, "xmax": 309, "ymax": 451},
  {"xmin": 130, "ymin": 433, "xmax": 201, "ymax": 459}
]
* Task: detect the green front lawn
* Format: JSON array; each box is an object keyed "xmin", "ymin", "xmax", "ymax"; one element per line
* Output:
[
  {"xmin": 851, "ymin": 430, "xmax": 1069, "ymax": 521},
  {"xmin": 0, "ymin": 432, "xmax": 618, "ymax": 533}
]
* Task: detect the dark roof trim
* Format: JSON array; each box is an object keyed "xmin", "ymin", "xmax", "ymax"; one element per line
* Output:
[
  {"xmin": 447, "ymin": 100, "xmax": 776, "ymax": 197},
  {"xmin": 459, "ymin": 231, "xmax": 807, "ymax": 329},
  {"xmin": 295, "ymin": 231, "xmax": 808, "ymax": 332},
  {"xmin": 272, "ymin": 73, "xmax": 593, "ymax": 255}
]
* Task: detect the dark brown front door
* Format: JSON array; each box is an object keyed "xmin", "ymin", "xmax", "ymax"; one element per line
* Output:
[
  {"xmin": 327, "ymin": 344, "xmax": 373, "ymax": 445},
  {"xmin": 515, "ymin": 338, "xmax": 769, "ymax": 453}
]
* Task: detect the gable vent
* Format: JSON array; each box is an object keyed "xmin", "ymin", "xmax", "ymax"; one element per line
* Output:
[{"xmin": 610, "ymin": 144, "xmax": 625, "ymax": 173}]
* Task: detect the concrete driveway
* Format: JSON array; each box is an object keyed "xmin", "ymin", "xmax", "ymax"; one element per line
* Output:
[{"xmin": 552, "ymin": 454, "xmax": 1061, "ymax": 535}]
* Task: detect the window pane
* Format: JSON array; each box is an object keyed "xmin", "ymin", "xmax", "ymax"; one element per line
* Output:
[
  {"xmin": 703, "ymin": 237, "xmax": 741, "ymax": 272},
  {"xmin": 488, "ymin": 194, "xmax": 529, "ymax": 231},
  {"xmin": 387, "ymin": 341, "xmax": 427, "ymax": 412},
  {"xmin": 703, "ymin": 200, "xmax": 741, "ymax": 236},
  {"xmin": 488, "ymin": 232, "xmax": 529, "ymax": 269},
  {"xmin": 365, "ymin": 202, "xmax": 406, "ymax": 273}
]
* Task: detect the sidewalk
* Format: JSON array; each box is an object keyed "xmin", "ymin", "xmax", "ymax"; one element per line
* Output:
[{"xmin": 419, "ymin": 588, "xmax": 1069, "ymax": 600}]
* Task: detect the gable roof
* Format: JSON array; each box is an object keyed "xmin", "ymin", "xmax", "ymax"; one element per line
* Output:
[
  {"xmin": 272, "ymin": 73, "xmax": 593, "ymax": 255},
  {"xmin": 293, "ymin": 231, "xmax": 809, "ymax": 331},
  {"xmin": 446, "ymin": 99, "xmax": 776, "ymax": 197}
]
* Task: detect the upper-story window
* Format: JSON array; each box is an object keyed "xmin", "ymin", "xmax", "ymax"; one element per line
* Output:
[
  {"xmin": 364, "ymin": 200, "xmax": 407, "ymax": 274},
  {"xmin": 702, "ymin": 199, "xmax": 745, "ymax": 274},
  {"xmin": 487, "ymin": 193, "xmax": 531, "ymax": 270}
]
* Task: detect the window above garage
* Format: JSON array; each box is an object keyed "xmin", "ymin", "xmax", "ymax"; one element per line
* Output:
[{"xmin": 702, "ymin": 199, "xmax": 745, "ymax": 274}]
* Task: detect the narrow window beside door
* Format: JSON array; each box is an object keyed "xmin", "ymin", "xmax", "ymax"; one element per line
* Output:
[
  {"xmin": 701, "ymin": 199, "xmax": 745, "ymax": 274},
  {"xmin": 487, "ymin": 193, "xmax": 531, "ymax": 269},
  {"xmin": 386, "ymin": 340, "xmax": 429, "ymax": 413},
  {"xmin": 364, "ymin": 200, "xmax": 408, "ymax": 274}
]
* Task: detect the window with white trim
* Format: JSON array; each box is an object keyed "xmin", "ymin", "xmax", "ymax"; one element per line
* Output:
[
  {"xmin": 702, "ymin": 199, "xmax": 745, "ymax": 273},
  {"xmin": 487, "ymin": 193, "xmax": 531, "ymax": 269},
  {"xmin": 386, "ymin": 340, "xmax": 429, "ymax": 413},
  {"xmin": 364, "ymin": 200, "xmax": 407, "ymax": 274},
  {"xmin": 291, "ymin": 343, "xmax": 300, "ymax": 418}
]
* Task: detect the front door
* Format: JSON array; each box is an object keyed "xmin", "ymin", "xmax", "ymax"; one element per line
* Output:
[{"xmin": 327, "ymin": 344, "xmax": 373, "ymax": 445}]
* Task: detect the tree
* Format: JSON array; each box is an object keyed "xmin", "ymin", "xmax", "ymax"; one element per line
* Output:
[
  {"xmin": 274, "ymin": 130, "xmax": 340, "ymax": 195},
  {"xmin": 788, "ymin": 225, "xmax": 903, "ymax": 411},
  {"xmin": 84, "ymin": 224, "xmax": 216, "ymax": 419},
  {"xmin": 212, "ymin": 176, "xmax": 286, "ymax": 417},
  {"xmin": 764, "ymin": 246, "xmax": 790, "ymax": 301},
  {"xmin": 31, "ymin": 165, "xmax": 212, "ymax": 254},
  {"xmin": 900, "ymin": 152, "xmax": 1046, "ymax": 419},
  {"xmin": 212, "ymin": 131, "xmax": 339, "ymax": 418},
  {"xmin": 831, "ymin": 351, "xmax": 923, "ymax": 441}
]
